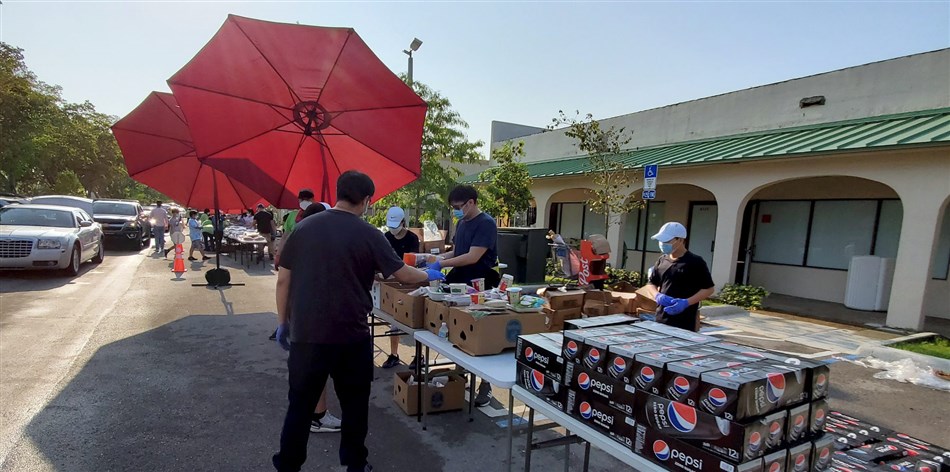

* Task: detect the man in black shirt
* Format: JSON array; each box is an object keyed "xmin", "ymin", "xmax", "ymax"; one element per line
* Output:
[
  {"xmin": 381, "ymin": 206, "xmax": 419, "ymax": 369},
  {"xmin": 643, "ymin": 222, "xmax": 715, "ymax": 332},
  {"xmin": 272, "ymin": 171, "xmax": 443, "ymax": 472},
  {"xmin": 254, "ymin": 203, "xmax": 277, "ymax": 260}
]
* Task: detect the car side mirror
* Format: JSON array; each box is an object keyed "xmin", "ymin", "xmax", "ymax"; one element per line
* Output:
[{"xmin": 80, "ymin": 221, "xmax": 93, "ymax": 227}]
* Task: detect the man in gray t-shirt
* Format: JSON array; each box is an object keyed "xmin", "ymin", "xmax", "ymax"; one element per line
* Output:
[{"xmin": 272, "ymin": 171, "xmax": 443, "ymax": 472}]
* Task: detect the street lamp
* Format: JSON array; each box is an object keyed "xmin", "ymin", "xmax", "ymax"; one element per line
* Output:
[{"xmin": 403, "ymin": 37, "xmax": 423, "ymax": 86}]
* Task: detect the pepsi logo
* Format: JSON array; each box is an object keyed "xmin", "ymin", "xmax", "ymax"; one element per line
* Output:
[
  {"xmin": 816, "ymin": 373, "xmax": 827, "ymax": 389},
  {"xmin": 586, "ymin": 348, "xmax": 601, "ymax": 364},
  {"xmin": 769, "ymin": 420, "xmax": 783, "ymax": 438},
  {"xmin": 744, "ymin": 351, "xmax": 767, "ymax": 359},
  {"xmin": 653, "ymin": 440, "xmax": 671, "ymax": 461},
  {"xmin": 718, "ymin": 370, "xmax": 737, "ymax": 378},
  {"xmin": 765, "ymin": 373, "xmax": 786, "ymax": 403},
  {"xmin": 524, "ymin": 347, "xmax": 534, "ymax": 362},
  {"xmin": 565, "ymin": 340, "xmax": 578, "ymax": 357},
  {"xmin": 727, "ymin": 361, "xmax": 744, "ymax": 367},
  {"xmin": 793, "ymin": 415, "xmax": 805, "ymax": 429},
  {"xmin": 672, "ymin": 376, "xmax": 691, "ymax": 395},
  {"xmin": 748, "ymin": 431, "xmax": 762, "ymax": 452},
  {"xmin": 919, "ymin": 466, "xmax": 933, "ymax": 472},
  {"xmin": 818, "ymin": 448, "xmax": 831, "ymax": 463},
  {"xmin": 707, "ymin": 388, "xmax": 728, "ymax": 407},
  {"xmin": 579, "ymin": 401, "xmax": 593, "ymax": 420},
  {"xmin": 609, "ymin": 357, "xmax": 626, "ymax": 376},
  {"xmin": 639, "ymin": 366, "xmax": 655, "ymax": 383},
  {"xmin": 768, "ymin": 462, "xmax": 781, "ymax": 472},
  {"xmin": 794, "ymin": 453, "xmax": 807, "ymax": 470},
  {"xmin": 667, "ymin": 402, "xmax": 698, "ymax": 433},
  {"xmin": 529, "ymin": 370, "xmax": 545, "ymax": 391},
  {"xmin": 578, "ymin": 372, "xmax": 592, "ymax": 390},
  {"xmin": 815, "ymin": 408, "xmax": 826, "ymax": 424}
]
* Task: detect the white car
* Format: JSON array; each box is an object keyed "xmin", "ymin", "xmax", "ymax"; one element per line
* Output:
[{"xmin": 0, "ymin": 204, "xmax": 104, "ymax": 275}]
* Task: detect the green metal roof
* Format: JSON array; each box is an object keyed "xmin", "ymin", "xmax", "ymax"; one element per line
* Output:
[{"xmin": 462, "ymin": 108, "xmax": 950, "ymax": 183}]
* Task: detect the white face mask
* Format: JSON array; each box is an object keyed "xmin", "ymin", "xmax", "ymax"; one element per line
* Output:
[{"xmin": 299, "ymin": 200, "xmax": 311, "ymax": 210}]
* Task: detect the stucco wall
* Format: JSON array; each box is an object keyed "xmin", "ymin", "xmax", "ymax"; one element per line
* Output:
[{"xmin": 748, "ymin": 263, "xmax": 849, "ymax": 304}]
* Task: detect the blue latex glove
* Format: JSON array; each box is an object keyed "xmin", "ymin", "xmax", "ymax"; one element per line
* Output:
[
  {"xmin": 275, "ymin": 322, "xmax": 291, "ymax": 351},
  {"xmin": 425, "ymin": 268, "xmax": 445, "ymax": 281},
  {"xmin": 664, "ymin": 298, "xmax": 690, "ymax": 316},
  {"xmin": 427, "ymin": 260, "xmax": 442, "ymax": 271},
  {"xmin": 655, "ymin": 293, "xmax": 676, "ymax": 307}
]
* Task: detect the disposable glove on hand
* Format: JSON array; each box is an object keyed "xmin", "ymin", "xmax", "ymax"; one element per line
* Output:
[
  {"xmin": 427, "ymin": 260, "xmax": 442, "ymax": 272},
  {"xmin": 275, "ymin": 322, "xmax": 291, "ymax": 351},
  {"xmin": 664, "ymin": 298, "xmax": 690, "ymax": 315},
  {"xmin": 426, "ymin": 268, "xmax": 446, "ymax": 281},
  {"xmin": 655, "ymin": 293, "xmax": 676, "ymax": 307}
]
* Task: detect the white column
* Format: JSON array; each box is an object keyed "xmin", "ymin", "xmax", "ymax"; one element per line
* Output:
[
  {"xmin": 708, "ymin": 192, "xmax": 746, "ymax": 291},
  {"xmin": 885, "ymin": 196, "xmax": 945, "ymax": 330}
]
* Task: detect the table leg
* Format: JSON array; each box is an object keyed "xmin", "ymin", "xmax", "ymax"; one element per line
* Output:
[
  {"xmin": 415, "ymin": 340, "xmax": 422, "ymax": 423},
  {"xmin": 582, "ymin": 442, "xmax": 590, "ymax": 472},
  {"xmin": 563, "ymin": 429, "xmax": 570, "ymax": 472},
  {"xmin": 524, "ymin": 407, "xmax": 535, "ymax": 471},
  {"xmin": 506, "ymin": 389, "xmax": 514, "ymax": 472},
  {"xmin": 422, "ymin": 345, "xmax": 430, "ymax": 431},
  {"xmin": 468, "ymin": 372, "xmax": 475, "ymax": 422}
]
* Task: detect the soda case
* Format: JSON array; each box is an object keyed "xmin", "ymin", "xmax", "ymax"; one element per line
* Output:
[
  {"xmin": 787, "ymin": 442, "xmax": 812, "ymax": 472},
  {"xmin": 761, "ymin": 410, "xmax": 787, "ymax": 452},
  {"xmin": 842, "ymin": 442, "xmax": 908, "ymax": 465},
  {"xmin": 696, "ymin": 361, "xmax": 808, "ymax": 421},
  {"xmin": 829, "ymin": 451, "xmax": 890, "ymax": 471},
  {"xmin": 515, "ymin": 361, "xmax": 567, "ymax": 412},
  {"xmin": 604, "ymin": 340, "xmax": 673, "ymax": 384},
  {"xmin": 912, "ymin": 459, "xmax": 946, "ymax": 472},
  {"xmin": 787, "ymin": 404, "xmax": 811, "ymax": 445},
  {"xmin": 824, "ymin": 411, "xmax": 890, "ymax": 449},
  {"xmin": 711, "ymin": 342, "xmax": 830, "ymax": 401},
  {"xmin": 562, "ymin": 325, "xmax": 648, "ymax": 363},
  {"xmin": 633, "ymin": 423, "xmax": 765, "ymax": 472},
  {"xmin": 566, "ymin": 363, "xmax": 639, "ymax": 415},
  {"xmin": 763, "ymin": 449, "xmax": 788, "ymax": 472},
  {"xmin": 809, "ymin": 399, "xmax": 829, "ymax": 437},
  {"xmin": 564, "ymin": 313, "xmax": 638, "ymax": 330},
  {"xmin": 566, "ymin": 394, "xmax": 637, "ymax": 448},
  {"xmin": 663, "ymin": 354, "xmax": 767, "ymax": 407},
  {"xmin": 812, "ymin": 434, "xmax": 835, "ymax": 471},
  {"xmin": 635, "ymin": 391, "xmax": 770, "ymax": 462},
  {"xmin": 638, "ymin": 320, "xmax": 720, "ymax": 344},
  {"xmin": 578, "ymin": 331, "xmax": 672, "ymax": 374},
  {"xmin": 879, "ymin": 434, "xmax": 950, "ymax": 467},
  {"xmin": 633, "ymin": 344, "xmax": 728, "ymax": 395},
  {"xmin": 516, "ymin": 334, "xmax": 566, "ymax": 384}
]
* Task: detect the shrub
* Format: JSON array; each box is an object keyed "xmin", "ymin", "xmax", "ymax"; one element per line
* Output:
[
  {"xmin": 714, "ymin": 284, "xmax": 770, "ymax": 310},
  {"xmin": 606, "ymin": 267, "xmax": 641, "ymax": 291}
]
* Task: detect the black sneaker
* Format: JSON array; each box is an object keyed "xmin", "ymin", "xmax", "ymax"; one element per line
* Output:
[
  {"xmin": 202, "ymin": 256, "xmax": 212, "ymax": 261},
  {"xmin": 268, "ymin": 329, "xmax": 277, "ymax": 341},
  {"xmin": 474, "ymin": 382, "xmax": 493, "ymax": 407},
  {"xmin": 407, "ymin": 356, "xmax": 419, "ymax": 371},
  {"xmin": 381, "ymin": 354, "xmax": 400, "ymax": 369},
  {"xmin": 188, "ymin": 257, "xmax": 197, "ymax": 261}
]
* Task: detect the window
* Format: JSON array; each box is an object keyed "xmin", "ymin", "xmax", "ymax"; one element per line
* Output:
[
  {"xmin": 551, "ymin": 202, "xmax": 615, "ymax": 243},
  {"xmin": 623, "ymin": 202, "xmax": 666, "ymax": 251},
  {"xmin": 873, "ymin": 200, "xmax": 902, "ymax": 258},
  {"xmin": 753, "ymin": 201, "xmax": 810, "ymax": 265},
  {"xmin": 807, "ymin": 200, "xmax": 876, "ymax": 269},
  {"xmin": 932, "ymin": 207, "xmax": 950, "ymax": 280}
]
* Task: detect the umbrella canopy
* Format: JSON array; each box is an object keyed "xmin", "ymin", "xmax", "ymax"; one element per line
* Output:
[
  {"xmin": 112, "ymin": 91, "xmax": 271, "ymax": 211},
  {"xmin": 167, "ymin": 15, "xmax": 427, "ymax": 208}
]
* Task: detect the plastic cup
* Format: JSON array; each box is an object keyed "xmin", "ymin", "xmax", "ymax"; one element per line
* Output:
[
  {"xmin": 429, "ymin": 280, "xmax": 441, "ymax": 292},
  {"xmin": 472, "ymin": 278, "xmax": 485, "ymax": 292},
  {"xmin": 498, "ymin": 274, "xmax": 515, "ymax": 292},
  {"xmin": 449, "ymin": 283, "xmax": 466, "ymax": 295},
  {"xmin": 507, "ymin": 287, "xmax": 523, "ymax": 306}
]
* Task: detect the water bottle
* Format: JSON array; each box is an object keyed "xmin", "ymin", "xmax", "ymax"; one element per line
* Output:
[{"xmin": 438, "ymin": 322, "xmax": 448, "ymax": 340}]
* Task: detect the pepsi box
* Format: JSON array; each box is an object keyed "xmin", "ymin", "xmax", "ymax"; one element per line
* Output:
[
  {"xmin": 808, "ymin": 399, "xmax": 828, "ymax": 437},
  {"xmin": 638, "ymin": 321, "xmax": 719, "ymax": 344},
  {"xmin": 564, "ymin": 313, "xmax": 638, "ymax": 330},
  {"xmin": 663, "ymin": 354, "xmax": 765, "ymax": 407},
  {"xmin": 843, "ymin": 442, "xmax": 907, "ymax": 464},
  {"xmin": 567, "ymin": 394, "xmax": 637, "ymax": 448},
  {"xmin": 576, "ymin": 334, "xmax": 627, "ymax": 372},
  {"xmin": 915, "ymin": 459, "xmax": 946, "ymax": 472},
  {"xmin": 881, "ymin": 435, "xmax": 950, "ymax": 466},
  {"xmin": 516, "ymin": 334, "xmax": 566, "ymax": 384},
  {"xmin": 635, "ymin": 391, "xmax": 770, "ymax": 462},
  {"xmin": 763, "ymin": 449, "xmax": 787, "ymax": 472},
  {"xmin": 787, "ymin": 403, "xmax": 811, "ymax": 444},
  {"xmin": 760, "ymin": 410, "xmax": 787, "ymax": 452},
  {"xmin": 566, "ymin": 364, "xmax": 638, "ymax": 415},
  {"xmin": 562, "ymin": 326, "xmax": 643, "ymax": 363},
  {"xmin": 812, "ymin": 434, "xmax": 835, "ymax": 471},
  {"xmin": 633, "ymin": 423, "xmax": 766, "ymax": 472},
  {"xmin": 697, "ymin": 362, "xmax": 808, "ymax": 421},
  {"xmin": 825, "ymin": 411, "xmax": 891, "ymax": 442},
  {"xmin": 829, "ymin": 451, "xmax": 889, "ymax": 471},
  {"xmin": 787, "ymin": 442, "xmax": 812, "ymax": 472},
  {"xmin": 711, "ymin": 342, "xmax": 830, "ymax": 401},
  {"xmin": 515, "ymin": 361, "xmax": 566, "ymax": 412},
  {"xmin": 604, "ymin": 340, "xmax": 669, "ymax": 384},
  {"xmin": 634, "ymin": 345, "xmax": 727, "ymax": 395}
]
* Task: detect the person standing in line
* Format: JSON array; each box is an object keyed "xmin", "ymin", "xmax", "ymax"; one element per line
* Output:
[
  {"xmin": 380, "ymin": 206, "xmax": 420, "ymax": 369},
  {"xmin": 149, "ymin": 201, "xmax": 169, "ymax": 253},
  {"xmin": 426, "ymin": 184, "xmax": 499, "ymax": 407},
  {"xmin": 272, "ymin": 171, "xmax": 443, "ymax": 472},
  {"xmin": 187, "ymin": 210, "xmax": 211, "ymax": 262},
  {"xmin": 641, "ymin": 222, "xmax": 715, "ymax": 332},
  {"xmin": 254, "ymin": 203, "xmax": 278, "ymax": 261},
  {"xmin": 163, "ymin": 208, "xmax": 183, "ymax": 258}
]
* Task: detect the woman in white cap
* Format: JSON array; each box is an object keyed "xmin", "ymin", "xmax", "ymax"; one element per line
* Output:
[
  {"xmin": 381, "ymin": 206, "xmax": 419, "ymax": 369},
  {"xmin": 642, "ymin": 221, "xmax": 715, "ymax": 332}
]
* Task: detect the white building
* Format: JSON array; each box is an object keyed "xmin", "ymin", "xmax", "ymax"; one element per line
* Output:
[{"xmin": 479, "ymin": 49, "xmax": 950, "ymax": 330}]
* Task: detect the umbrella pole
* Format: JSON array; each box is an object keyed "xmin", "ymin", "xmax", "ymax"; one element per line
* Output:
[
  {"xmin": 317, "ymin": 134, "xmax": 331, "ymax": 202},
  {"xmin": 213, "ymin": 172, "xmax": 222, "ymax": 271}
]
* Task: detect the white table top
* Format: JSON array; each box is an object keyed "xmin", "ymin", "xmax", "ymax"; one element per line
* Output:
[
  {"xmin": 413, "ymin": 331, "xmax": 516, "ymax": 388},
  {"xmin": 511, "ymin": 386, "xmax": 664, "ymax": 471},
  {"xmin": 370, "ymin": 308, "xmax": 425, "ymax": 336}
]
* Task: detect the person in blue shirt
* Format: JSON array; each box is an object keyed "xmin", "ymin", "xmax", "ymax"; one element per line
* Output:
[
  {"xmin": 427, "ymin": 185, "xmax": 499, "ymax": 406},
  {"xmin": 187, "ymin": 210, "xmax": 211, "ymax": 261}
]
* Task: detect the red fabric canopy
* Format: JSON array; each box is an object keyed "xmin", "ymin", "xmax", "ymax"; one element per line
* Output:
[
  {"xmin": 112, "ymin": 91, "xmax": 269, "ymax": 212},
  {"xmin": 167, "ymin": 15, "xmax": 427, "ymax": 208}
]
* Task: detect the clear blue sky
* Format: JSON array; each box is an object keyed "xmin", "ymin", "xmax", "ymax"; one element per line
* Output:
[{"xmin": 3, "ymin": 1, "xmax": 948, "ymax": 158}]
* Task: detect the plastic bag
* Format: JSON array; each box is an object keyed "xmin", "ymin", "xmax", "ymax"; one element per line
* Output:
[{"xmin": 838, "ymin": 356, "xmax": 950, "ymax": 392}]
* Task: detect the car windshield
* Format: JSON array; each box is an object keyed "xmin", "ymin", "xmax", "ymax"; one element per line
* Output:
[
  {"xmin": 0, "ymin": 207, "xmax": 75, "ymax": 228},
  {"xmin": 93, "ymin": 202, "xmax": 138, "ymax": 216}
]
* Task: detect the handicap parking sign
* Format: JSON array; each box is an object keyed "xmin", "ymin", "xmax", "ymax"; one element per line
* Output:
[
  {"xmin": 644, "ymin": 165, "xmax": 658, "ymax": 179},
  {"xmin": 642, "ymin": 190, "xmax": 656, "ymax": 200}
]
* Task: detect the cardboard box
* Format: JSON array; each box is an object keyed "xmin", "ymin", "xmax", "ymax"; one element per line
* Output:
[
  {"xmin": 541, "ymin": 289, "xmax": 586, "ymax": 310},
  {"xmin": 380, "ymin": 282, "xmax": 426, "ymax": 329},
  {"xmin": 424, "ymin": 298, "xmax": 452, "ymax": 335},
  {"xmin": 633, "ymin": 423, "xmax": 765, "ymax": 472},
  {"xmin": 392, "ymin": 369, "xmax": 465, "ymax": 416},
  {"xmin": 634, "ymin": 286, "xmax": 659, "ymax": 313},
  {"xmin": 371, "ymin": 281, "xmax": 382, "ymax": 310},
  {"xmin": 543, "ymin": 306, "xmax": 582, "ymax": 331},
  {"xmin": 422, "ymin": 240, "xmax": 445, "ymax": 254},
  {"xmin": 449, "ymin": 308, "xmax": 547, "ymax": 356}
]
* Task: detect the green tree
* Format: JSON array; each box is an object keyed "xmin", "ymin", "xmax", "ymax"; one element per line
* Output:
[
  {"xmin": 551, "ymin": 110, "xmax": 641, "ymax": 231},
  {"xmin": 478, "ymin": 141, "xmax": 533, "ymax": 224}
]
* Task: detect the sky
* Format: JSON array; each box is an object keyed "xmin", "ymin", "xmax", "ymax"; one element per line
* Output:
[{"xmin": 2, "ymin": 1, "xmax": 948, "ymax": 158}]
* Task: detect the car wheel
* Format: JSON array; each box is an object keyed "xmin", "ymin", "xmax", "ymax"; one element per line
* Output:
[
  {"xmin": 93, "ymin": 239, "xmax": 105, "ymax": 263},
  {"xmin": 64, "ymin": 245, "xmax": 81, "ymax": 276}
]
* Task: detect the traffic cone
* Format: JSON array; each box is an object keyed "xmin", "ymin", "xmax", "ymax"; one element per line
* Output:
[{"xmin": 172, "ymin": 244, "xmax": 186, "ymax": 278}]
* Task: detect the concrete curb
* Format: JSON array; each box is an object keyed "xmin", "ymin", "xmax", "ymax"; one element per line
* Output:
[
  {"xmin": 856, "ymin": 333, "xmax": 950, "ymax": 373},
  {"xmin": 700, "ymin": 305, "xmax": 749, "ymax": 319}
]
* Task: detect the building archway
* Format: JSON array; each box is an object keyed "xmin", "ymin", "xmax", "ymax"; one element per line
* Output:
[{"xmin": 546, "ymin": 188, "xmax": 597, "ymax": 243}]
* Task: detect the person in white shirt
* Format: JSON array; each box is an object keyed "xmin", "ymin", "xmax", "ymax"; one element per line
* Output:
[{"xmin": 149, "ymin": 201, "xmax": 170, "ymax": 253}]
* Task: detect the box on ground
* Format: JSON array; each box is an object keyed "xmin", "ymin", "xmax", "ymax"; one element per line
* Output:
[
  {"xmin": 392, "ymin": 368, "xmax": 465, "ymax": 415},
  {"xmin": 449, "ymin": 307, "xmax": 546, "ymax": 356},
  {"xmin": 424, "ymin": 298, "xmax": 452, "ymax": 335},
  {"xmin": 380, "ymin": 282, "xmax": 426, "ymax": 328}
]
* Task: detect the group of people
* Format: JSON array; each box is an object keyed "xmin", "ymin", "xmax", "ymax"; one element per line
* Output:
[{"xmin": 147, "ymin": 202, "xmax": 213, "ymax": 261}]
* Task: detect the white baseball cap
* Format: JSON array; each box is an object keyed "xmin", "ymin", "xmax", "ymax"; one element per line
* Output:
[
  {"xmin": 652, "ymin": 222, "xmax": 688, "ymax": 242},
  {"xmin": 386, "ymin": 206, "xmax": 405, "ymax": 229}
]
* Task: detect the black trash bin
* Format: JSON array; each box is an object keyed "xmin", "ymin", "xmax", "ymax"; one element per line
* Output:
[{"xmin": 496, "ymin": 227, "xmax": 548, "ymax": 284}]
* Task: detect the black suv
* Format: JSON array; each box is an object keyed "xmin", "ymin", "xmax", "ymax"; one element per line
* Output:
[{"xmin": 91, "ymin": 200, "xmax": 152, "ymax": 249}]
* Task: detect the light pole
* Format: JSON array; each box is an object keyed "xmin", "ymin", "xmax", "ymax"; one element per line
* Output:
[{"xmin": 403, "ymin": 38, "xmax": 422, "ymax": 86}]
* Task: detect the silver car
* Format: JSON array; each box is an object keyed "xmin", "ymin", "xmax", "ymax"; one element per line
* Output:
[{"xmin": 0, "ymin": 204, "xmax": 104, "ymax": 275}]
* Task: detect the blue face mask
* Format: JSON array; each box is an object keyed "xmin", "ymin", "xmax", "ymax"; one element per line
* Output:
[
  {"xmin": 659, "ymin": 241, "xmax": 675, "ymax": 255},
  {"xmin": 452, "ymin": 209, "xmax": 464, "ymax": 219}
]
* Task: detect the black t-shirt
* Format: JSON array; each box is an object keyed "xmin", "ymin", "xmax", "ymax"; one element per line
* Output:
[
  {"xmin": 385, "ymin": 229, "xmax": 420, "ymax": 258},
  {"xmin": 254, "ymin": 210, "xmax": 274, "ymax": 234},
  {"xmin": 649, "ymin": 251, "xmax": 715, "ymax": 331},
  {"xmin": 278, "ymin": 209, "xmax": 404, "ymax": 344}
]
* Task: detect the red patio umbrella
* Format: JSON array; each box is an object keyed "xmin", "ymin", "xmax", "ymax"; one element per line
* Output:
[
  {"xmin": 167, "ymin": 15, "xmax": 427, "ymax": 208},
  {"xmin": 112, "ymin": 91, "xmax": 270, "ymax": 212}
]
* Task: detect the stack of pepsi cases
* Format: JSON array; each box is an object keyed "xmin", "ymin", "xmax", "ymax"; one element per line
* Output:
[{"xmin": 819, "ymin": 411, "xmax": 950, "ymax": 472}]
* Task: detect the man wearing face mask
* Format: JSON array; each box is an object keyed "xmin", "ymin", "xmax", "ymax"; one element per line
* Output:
[
  {"xmin": 642, "ymin": 222, "xmax": 715, "ymax": 332},
  {"xmin": 381, "ymin": 206, "xmax": 420, "ymax": 369}
]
